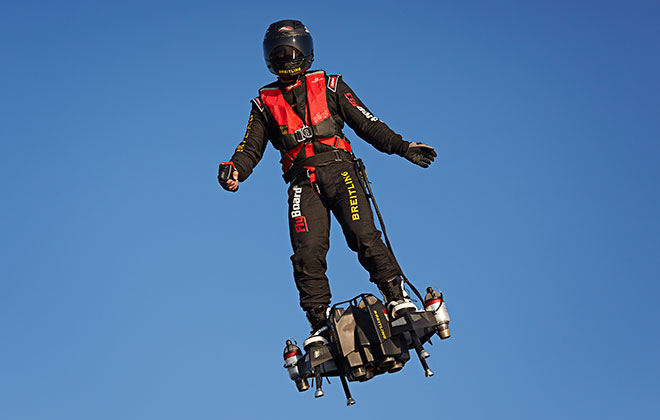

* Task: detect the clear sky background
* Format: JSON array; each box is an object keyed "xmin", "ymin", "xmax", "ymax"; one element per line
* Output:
[{"xmin": 2, "ymin": 1, "xmax": 659, "ymax": 419}]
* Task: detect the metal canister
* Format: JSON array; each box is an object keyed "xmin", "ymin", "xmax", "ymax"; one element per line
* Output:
[
  {"xmin": 424, "ymin": 287, "xmax": 451, "ymax": 339},
  {"xmin": 283, "ymin": 340, "xmax": 309, "ymax": 391}
]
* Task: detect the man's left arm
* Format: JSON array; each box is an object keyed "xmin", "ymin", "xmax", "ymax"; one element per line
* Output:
[{"xmin": 335, "ymin": 77, "xmax": 436, "ymax": 167}]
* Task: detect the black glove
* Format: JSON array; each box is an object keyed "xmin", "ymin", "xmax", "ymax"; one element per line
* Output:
[
  {"xmin": 404, "ymin": 142, "xmax": 437, "ymax": 168},
  {"xmin": 218, "ymin": 161, "xmax": 238, "ymax": 192}
]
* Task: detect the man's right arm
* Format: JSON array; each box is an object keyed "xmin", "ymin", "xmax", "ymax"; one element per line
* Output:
[{"xmin": 228, "ymin": 102, "xmax": 270, "ymax": 183}]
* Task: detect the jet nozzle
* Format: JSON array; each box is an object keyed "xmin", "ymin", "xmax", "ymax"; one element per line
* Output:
[
  {"xmin": 295, "ymin": 378, "xmax": 310, "ymax": 392},
  {"xmin": 438, "ymin": 324, "xmax": 451, "ymax": 339}
]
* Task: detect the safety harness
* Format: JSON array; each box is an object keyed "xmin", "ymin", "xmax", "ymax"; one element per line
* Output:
[{"xmin": 257, "ymin": 71, "xmax": 353, "ymax": 183}]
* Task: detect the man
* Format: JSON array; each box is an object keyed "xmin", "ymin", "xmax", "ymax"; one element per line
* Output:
[{"xmin": 219, "ymin": 19, "xmax": 436, "ymax": 348}]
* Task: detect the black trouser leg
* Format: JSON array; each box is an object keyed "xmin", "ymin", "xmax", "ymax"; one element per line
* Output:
[
  {"xmin": 323, "ymin": 162, "xmax": 400, "ymax": 285},
  {"xmin": 288, "ymin": 179, "xmax": 332, "ymax": 311}
]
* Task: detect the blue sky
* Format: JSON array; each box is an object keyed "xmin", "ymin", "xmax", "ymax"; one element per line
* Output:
[{"xmin": 1, "ymin": 1, "xmax": 659, "ymax": 419}]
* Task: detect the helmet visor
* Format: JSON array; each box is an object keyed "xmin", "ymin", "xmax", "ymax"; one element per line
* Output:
[
  {"xmin": 270, "ymin": 46, "xmax": 303, "ymax": 64},
  {"xmin": 263, "ymin": 33, "xmax": 313, "ymax": 62}
]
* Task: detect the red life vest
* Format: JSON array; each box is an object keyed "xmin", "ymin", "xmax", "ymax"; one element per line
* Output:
[{"xmin": 258, "ymin": 71, "xmax": 352, "ymax": 173}]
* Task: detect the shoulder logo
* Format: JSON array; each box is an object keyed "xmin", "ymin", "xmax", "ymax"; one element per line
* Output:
[
  {"xmin": 344, "ymin": 93, "xmax": 378, "ymax": 122},
  {"xmin": 252, "ymin": 97, "xmax": 264, "ymax": 112},
  {"xmin": 328, "ymin": 75, "xmax": 338, "ymax": 92}
]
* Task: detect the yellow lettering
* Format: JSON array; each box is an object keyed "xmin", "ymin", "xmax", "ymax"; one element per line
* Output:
[
  {"xmin": 342, "ymin": 172, "xmax": 360, "ymax": 220},
  {"xmin": 243, "ymin": 115, "xmax": 253, "ymax": 139},
  {"xmin": 236, "ymin": 139, "xmax": 247, "ymax": 153},
  {"xmin": 373, "ymin": 311, "xmax": 387, "ymax": 339},
  {"xmin": 278, "ymin": 67, "xmax": 302, "ymax": 74}
]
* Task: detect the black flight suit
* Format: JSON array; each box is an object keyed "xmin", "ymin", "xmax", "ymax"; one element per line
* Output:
[{"xmin": 228, "ymin": 70, "xmax": 410, "ymax": 311}]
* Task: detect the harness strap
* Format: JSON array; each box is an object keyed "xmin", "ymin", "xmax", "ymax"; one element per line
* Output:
[
  {"xmin": 259, "ymin": 71, "xmax": 354, "ymax": 179},
  {"xmin": 305, "ymin": 166, "xmax": 321, "ymax": 195},
  {"xmin": 283, "ymin": 149, "xmax": 354, "ymax": 183},
  {"xmin": 281, "ymin": 136, "xmax": 353, "ymax": 173}
]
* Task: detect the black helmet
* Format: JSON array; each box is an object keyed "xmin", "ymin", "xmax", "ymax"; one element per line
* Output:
[{"xmin": 263, "ymin": 19, "xmax": 314, "ymax": 79}]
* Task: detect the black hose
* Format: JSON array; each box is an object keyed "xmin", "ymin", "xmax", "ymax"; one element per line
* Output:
[{"xmin": 354, "ymin": 159, "xmax": 425, "ymax": 303}]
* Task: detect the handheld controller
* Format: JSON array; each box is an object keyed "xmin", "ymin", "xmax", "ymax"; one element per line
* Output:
[{"xmin": 218, "ymin": 161, "xmax": 238, "ymax": 191}]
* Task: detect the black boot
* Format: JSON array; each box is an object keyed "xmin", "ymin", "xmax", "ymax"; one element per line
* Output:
[
  {"xmin": 303, "ymin": 305, "xmax": 331, "ymax": 350},
  {"xmin": 378, "ymin": 276, "xmax": 417, "ymax": 318}
]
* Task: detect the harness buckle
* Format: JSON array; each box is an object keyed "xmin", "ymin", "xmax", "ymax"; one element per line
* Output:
[{"xmin": 294, "ymin": 126, "xmax": 313, "ymax": 142}]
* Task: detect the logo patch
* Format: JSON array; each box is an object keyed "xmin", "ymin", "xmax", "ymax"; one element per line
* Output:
[
  {"xmin": 279, "ymin": 67, "xmax": 302, "ymax": 74},
  {"xmin": 291, "ymin": 186, "xmax": 309, "ymax": 233},
  {"xmin": 328, "ymin": 75, "xmax": 337, "ymax": 92},
  {"xmin": 294, "ymin": 216, "xmax": 308, "ymax": 233},
  {"xmin": 341, "ymin": 171, "xmax": 360, "ymax": 221},
  {"xmin": 285, "ymin": 79, "xmax": 302, "ymax": 91},
  {"xmin": 344, "ymin": 93, "xmax": 378, "ymax": 122},
  {"xmin": 291, "ymin": 186, "xmax": 303, "ymax": 218}
]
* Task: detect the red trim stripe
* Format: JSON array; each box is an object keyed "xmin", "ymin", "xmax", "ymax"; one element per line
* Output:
[
  {"xmin": 284, "ymin": 350, "xmax": 301, "ymax": 359},
  {"xmin": 425, "ymin": 298, "xmax": 443, "ymax": 307}
]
